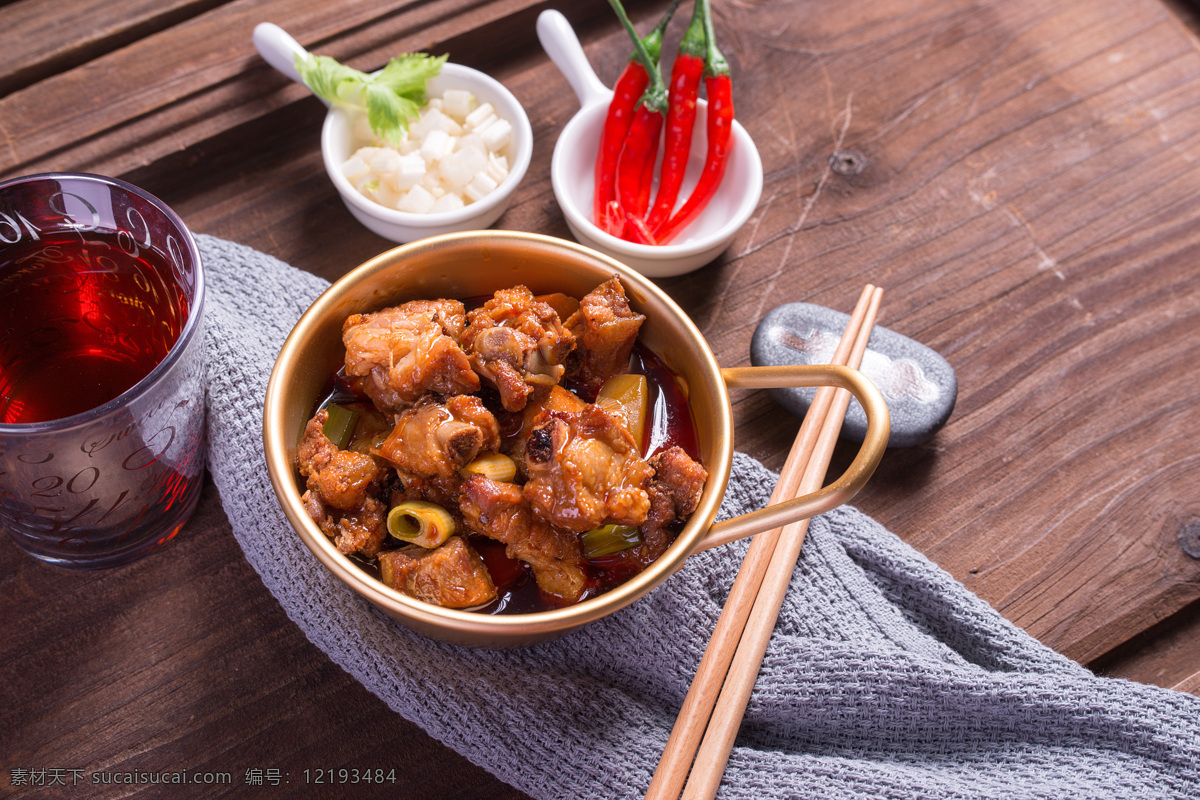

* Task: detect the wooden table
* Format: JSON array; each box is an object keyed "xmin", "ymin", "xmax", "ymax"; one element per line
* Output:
[{"xmin": 3, "ymin": 0, "xmax": 1199, "ymax": 796}]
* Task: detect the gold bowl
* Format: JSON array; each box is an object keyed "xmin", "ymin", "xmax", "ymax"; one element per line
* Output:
[{"xmin": 262, "ymin": 231, "xmax": 889, "ymax": 647}]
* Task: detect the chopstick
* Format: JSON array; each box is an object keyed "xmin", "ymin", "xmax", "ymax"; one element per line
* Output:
[
  {"xmin": 680, "ymin": 285, "xmax": 883, "ymax": 800},
  {"xmin": 644, "ymin": 284, "xmax": 884, "ymax": 800}
]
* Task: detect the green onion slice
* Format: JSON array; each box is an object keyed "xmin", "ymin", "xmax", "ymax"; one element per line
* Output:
[
  {"xmin": 387, "ymin": 501, "xmax": 455, "ymax": 549},
  {"xmin": 322, "ymin": 403, "xmax": 359, "ymax": 449},
  {"xmin": 581, "ymin": 523, "xmax": 641, "ymax": 558}
]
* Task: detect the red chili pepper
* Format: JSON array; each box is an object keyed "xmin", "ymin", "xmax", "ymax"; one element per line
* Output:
[
  {"xmin": 623, "ymin": 209, "xmax": 658, "ymax": 245},
  {"xmin": 604, "ymin": 200, "xmax": 626, "ymax": 239},
  {"xmin": 656, "ymin": 0, "xmax": 735, "ymax": 244},
  {"xmin": 593, "ymin": 0, "xmax": 681, "ymax": 234},
  {"xmin": 607, "ymin": 0, "xmax": 670, "ymax": 237},
  {"xmin": 644, "ymin": 2, "xmax": 706, "ymax": 234},
  {"xmin": 616, "ymin": 104, "xmax": 665, "ymax": 219},
  {"xmin": 595, "ymin": 64, "xmax": 649, "ymax": 234}
]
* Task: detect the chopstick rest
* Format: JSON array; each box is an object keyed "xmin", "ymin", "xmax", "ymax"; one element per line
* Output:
[{"xmin": 750, "ymin": 302, "xmax": 957, "ymax": 447}]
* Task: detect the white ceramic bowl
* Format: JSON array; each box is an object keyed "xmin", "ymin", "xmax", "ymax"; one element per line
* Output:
[
  {"xmin": 536, "ymin": 10, "xmax": 763, "ymax": 278},
  {"xmin": 254, "ymin": 23, "xmax": 533, "ymax": 244}
]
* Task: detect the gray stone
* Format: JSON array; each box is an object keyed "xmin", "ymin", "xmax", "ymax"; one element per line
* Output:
[{"xmin": 750, "ymin": 303, "xmax": 957, "ymax": 448}]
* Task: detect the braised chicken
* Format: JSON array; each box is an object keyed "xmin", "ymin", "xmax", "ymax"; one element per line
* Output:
[
  {"xmin": 522, "ymin": 404, "xmax": 653, "ymax": 532},
  {"xmin": 462, "ymin": 286, "xmax": 575, "ymax": 412},
  {"xmin": 342, "ymin": 299, "xmax": 479, "ymax": 412},
  {"xmin": 375, "ymin": 395, "xmax": 500, "ymax": 484},
  {"xmin": 459, "ymin": 474, "xmax": 587, "ymax": 602},
  {"xmin": 378, "ymin": 535, "xmax": 497, "ymax": 608},
  {"xmin": 298, "ymin": 410, "xmax": 389, "ymax": 557},
  {"xmin": 564, "ymin": 277, "xmax": 646, "ymax": 396},
  {"xmin": 299, "ymin": 276, "xmax": 705, "ymax": 613},
  {"xmin": 641, "ymin": 446, "xmax": 709, "ymax": 558}
]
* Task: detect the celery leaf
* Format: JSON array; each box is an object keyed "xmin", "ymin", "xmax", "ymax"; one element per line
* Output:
[{"xmin": 294, "ymin": 50, "xmax": 445, "ymax": 143}]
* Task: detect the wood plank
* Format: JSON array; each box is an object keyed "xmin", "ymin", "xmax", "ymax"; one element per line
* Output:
[
  {"xmin": 1090, "ymin": 599, "xmax": 1200, "ymax": 695},
  {"xmin": 0, "ymin": 0, "xmax": 576, "ymax": 179},
  {"xmin": 1175, "ymin": 671, "xmax": 1200, "ymax": 695},
  {"xmin": 0, "ymin": 0, "xmax": 227, "ymax": 97}
]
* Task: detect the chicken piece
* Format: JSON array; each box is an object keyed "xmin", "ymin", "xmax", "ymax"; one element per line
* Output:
[
  {"xmin": 298, "ymin": 409, "xmax": 389, "ymax": 557},
  {"xmin": 522, "ymin": 404, "xmax": 653, "ymax": 533},
  {"xmin": 297, "ymin": 410, "xmax": 383, "ymax": 510},
  {"xmin": 462, "ymin": 286, "xmax": 576, "ymax": 412},
  {"xmin": 303, "ymin": 490, "xmax": 388, "ymax": 558},
  {"xmin": 342, "ymin": 299, "xmax": 479, "ymax": 412},
  {"xmin": 377, "ymin": 536, "xmax": 497, "ymax": 608},
  {"xmin": 459, "ymin": 475, "xmax": 587, "ymax": 602},
  {"xmin": 564, "ymin": 276, "xmax": 645, "ymax": 396},
  {"xmin": 506, "ymin": 385, "xmax": 588, "ymax": 469},
  {"xmin": 375, "ymin": 395, "xmax": 500, "ymax": 484},
  {"xmin": 640, "ymin": 446, "xmax": 708, "ymax": 556}
]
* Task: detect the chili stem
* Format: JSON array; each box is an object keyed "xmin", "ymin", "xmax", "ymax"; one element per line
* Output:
[
  {"xmin": 644, "ymin": 1, "xmax": 707, "ymax": 233},
  {"xmin": 608, "ymin": 0, "xmax": 670, "ymax": 228},
  {"xmin": 699, "ymin": 0, "xmax": 730, "ymax": 78},
  {"xmin": 656, "ymin": 0, "xmax": 735, "ymax": 243},
  {"xmin": 593, "ymin": 0, "xmax": 683, "ymax": 232},
  {"xmin": 606, "ymin": 0, "xmax": 669, "ymax": 112}
]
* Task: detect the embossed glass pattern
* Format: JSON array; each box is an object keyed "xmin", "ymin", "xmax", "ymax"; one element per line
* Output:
[{"xmin": 0, "ymin": 173, "xmax": 206, "ymax": 568}]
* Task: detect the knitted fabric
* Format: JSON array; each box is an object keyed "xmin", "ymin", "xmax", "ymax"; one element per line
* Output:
[{"xmin": 197, "ymin": 234, "xmax": 1200, "ymax": 800}]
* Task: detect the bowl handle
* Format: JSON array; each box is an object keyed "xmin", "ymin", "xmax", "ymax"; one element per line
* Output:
[{"xmin": 691, "ymin": 364, "xmax": 890, "ymax": 553}]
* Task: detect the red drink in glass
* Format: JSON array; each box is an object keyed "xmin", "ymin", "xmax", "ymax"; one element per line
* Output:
[
  {"xmin": 0, "ymin": 230, "xmax": 189, "ymax": 424},
  {"xmin": 0, "ymin": 173, "xmax": 207, "ymax": 569}
]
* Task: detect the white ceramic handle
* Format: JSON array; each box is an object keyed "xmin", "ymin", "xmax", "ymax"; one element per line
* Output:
[
  {"xmin": 253, "ymin": 22, "xmax": 313, "ymax": 91},
  {"xmin": 536, "ymin": 10, "xmax": 610, "ymax": 108}
]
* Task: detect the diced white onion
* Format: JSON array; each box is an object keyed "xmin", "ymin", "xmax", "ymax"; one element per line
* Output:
[
  {"xmin": 419, "ymin": 129, "xmax": 454, "ymax": 161},
  {"xmin": 479, "ymin": 118, "xmax": 512, "ymax": 152},
  {"xmin": 366, "ymin": 148, "xmax": 400, "ymax": 174},
  {"xmin": 486, "ymin": 152, "xmax": 509, "ymax": 184},
  {"xmin": 431, "ymin": 192, "xmax": 465, "ymax": 213},
  {"xmin": 440, "ymin": 144, "xmax": 488, "ymax": 190},
  {"xmin": 388, "ymin": 153, "xmax": 426, "ymax": 192},
  {"xmin": 342, "ymin": 89, "xmax": 512, "ymax": 214},
  {"xmin": 342, "ymin": 154, "xmax": 370, "ymax": 182},
  {"xmin": 464, "ymin": 171, "xmax": 498, "ymax": 203},
  {"xmin": 442, "ymin": 89, "xmax": 474, "ymax": 118},
  {"xmin": 398, "ymin": 184, "xmax": 436, "ymax": 214},
  {"xmin": 464, "ymin": 102, "xmax": 496, "ymax": 130}
]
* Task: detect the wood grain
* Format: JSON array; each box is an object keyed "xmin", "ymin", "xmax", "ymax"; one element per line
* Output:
[
  {"xmin": 0, "ymin": 482, "xmax": 532, "ymax": 798},
  {"xmin": 0, "ymin": 0, "xmax": 226, "ymax": 97},
  {"xmin": 1091, "ymin": 597, "xmax": 1200, "ymax": 689},
  {"xmin": 645, "ymin": 0, "xmax": 1200, "ymax": 667},
  {"xmin": 0, "ymin": 0, "xmax": 588, "ymax": 179},
  {"xmin": 3, "ymin": 0, "xmax": 1200, "ymax": 796}
]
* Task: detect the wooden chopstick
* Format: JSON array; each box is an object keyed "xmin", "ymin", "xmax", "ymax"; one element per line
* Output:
[
  {"xmin": 644, "ymin": 285, "xmax": 883, "ymax": 800},
  {"xmin": 679, "ymin": 285, "xmax": 884, "ymax": 800}
]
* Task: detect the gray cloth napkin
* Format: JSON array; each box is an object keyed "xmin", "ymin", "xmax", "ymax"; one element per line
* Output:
[{"xmin": 198, "ymin": 233, "xmax": 1200, "ymax": 800}]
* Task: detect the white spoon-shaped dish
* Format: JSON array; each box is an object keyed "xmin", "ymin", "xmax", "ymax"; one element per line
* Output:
[{"xmin": 254, "ymin": 22, "xmax": 533, "ymax": 244}]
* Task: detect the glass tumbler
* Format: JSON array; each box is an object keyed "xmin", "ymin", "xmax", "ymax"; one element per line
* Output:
[{"xmin": 0, "ymin": 173, "xmax": 207, "ymax": 568}]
